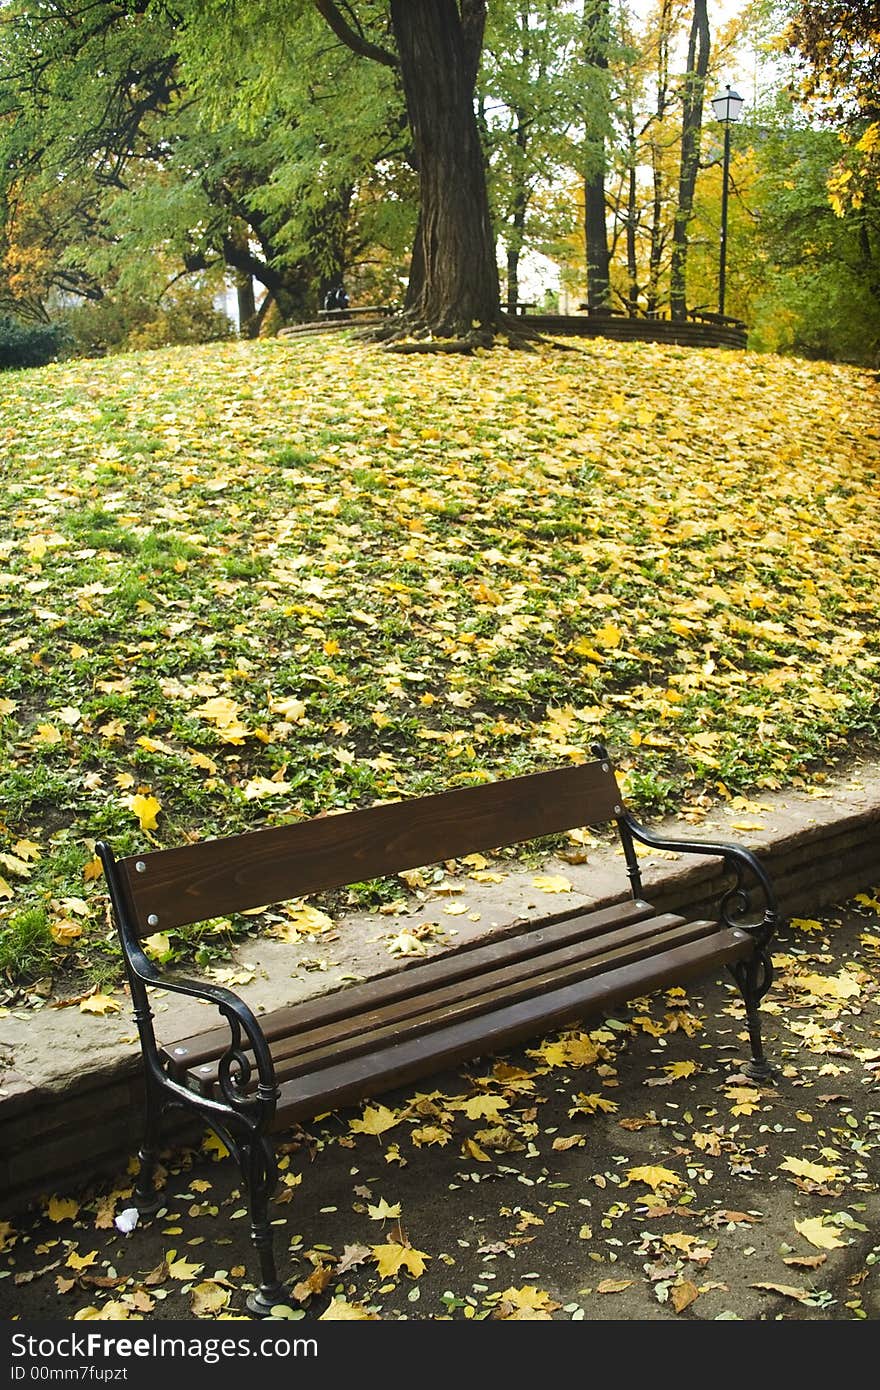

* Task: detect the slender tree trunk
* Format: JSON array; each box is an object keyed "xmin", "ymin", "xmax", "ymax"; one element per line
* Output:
[
  {"xmin": 647, "ymin": 0, "xmax": 673, "ymax": 316},
  {"xmin": 669, "ymin": 0, "xmax": 710, "ymax": 321},
  {"xmin": 582, "ymin": 0, "xmax": 611, "ymax": 314},
  {"xmin": 389, "ymin": 0, "xmax": 500, "ymax": 337},
  {"xmin": 626, "ymin": 147, "xmax": 639, "ymax": 315},
  {"xmin": 505, "ymin": 106, "xmax": 529, "ymax": 311}
]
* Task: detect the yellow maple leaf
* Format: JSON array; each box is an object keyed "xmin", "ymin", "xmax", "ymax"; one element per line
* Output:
[
  {"xmin": 349, "ymin": 1104, "xmax": 402, "ymax": 1137},
  {"xmin": 410, "ymin": 1125, "xmax": 452, "ymax": 1147},
  {"xmin": 319, "ymin": 1299, "xmax": 379, "ymax": 1320},
  {"xmin": 449, "ymin": 1094, "xmax": 509, "ymax": 1121},
  {"xmin": 269, "ymin": 696, "xmax": 307, "ymax": 723},
  {"xmin": 242, "ymin": 776, "xmax": 291, "ymax": 800},
  {"xmin": 367, "ymin": 1198, "xmax": 402, "ymax": 1220},
  {"xmin": 0, "ymin": 1221, "xmax": 15, "ymax": 1252},
  {"xmin": 12, "ymin": 838, "xmax": 41, "ymax": 861},
  {"xmin": 371, "ymin": 1242, "xmax": 429, "ymax": 1278},
  {"xmin": 47, "ymin": 1196, "xmax": 79, "ymax": 1222},
  {"xmin": 726, "ymin": 1086, "xmax": 761, "ymax": 1115},
  {"xmin": 664, "ymin": 1060, "xmax": 698, "ymax": 1079},
  {"xmin": 794, "ymin": 1218, "xmax": 845, "ymax": 1251},
  {"xmin": 595, "ymin": 622, "xmax": 622, "ymax": 648},
  {"xmin": 531, "ymin": 874, "xmax": 572, "ymax": 894},
  {"xmin": 529, "ymin": 1037, "xmax": 599, "ymax": 1068},
  {"xmin": 569, "ymin": 1092, "xmax": 619, "ymax": 1115},
  {"xmin": 779, "ymin": 1156, "xmax": 841, "ymax": 1183},
  {"xmin": 202, "ymin": 1131, "xmax": 229, "ymax": 1158},
  {"xmin": 128, "ymin": 793, "xmax": 161, "ymax": 832},
  {"xmin": 498, "ymin": 1285, "xmax": 559, "ymax": 1311},
  {"xmin": 793, "ymin": 971, "xmax": 861, "ymax": 1000},
  {"xmin": 50, "ymin": 920, "xmax": 83, "ymax": 946},
  {"xmin": 33, "ymin": 723, "xmax": 63, "ymax": 745},
  {"xmin": 191, "ymin": 1280, "xmax": 231, "ymax": 1316},
  {"xmin": 625, "ymin": 1164, "xmax": 684, "ymax": 1191},
  {"xmin": 79, "ymin": 993, "xmax": 121, "ymax": 1016},
  {"xmin": 167, "ymin": 1252, "xmax": 205, "ymax": 1280},
  {"xmin": 385, "ymin": 929, "xmax": 429, "ymax": 957},
  {"xmin": 142, "ymin": 932, "xmax": 172, "ymax": 959},
  {"xmin": 0, "ymin": 876, "xmax": 15, "ymax": 900},
  {"xmin": 66, "ymin": 1249, "xmax": 98, "ymax": 1271},
  {"xmin": 73, "ymin": 1303, "xmax": 131, "ymax": 1320}
]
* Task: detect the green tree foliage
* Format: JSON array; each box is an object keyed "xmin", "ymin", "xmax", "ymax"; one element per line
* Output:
[
  {"xmin": 736, "ymin": 97, "xmax": 880, "ymax": 363},
  {"xmin": 0, "ymin": 0, "xmax": 413, "ymax": 337}
]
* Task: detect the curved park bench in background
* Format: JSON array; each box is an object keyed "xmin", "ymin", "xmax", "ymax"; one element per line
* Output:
[{"xmin": 98, "ymin": 743, "xmax": 778, "ymax": 1316}]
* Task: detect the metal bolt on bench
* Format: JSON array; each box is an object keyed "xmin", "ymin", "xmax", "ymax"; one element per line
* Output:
[{"xmin": 98, "ymin": 742, "xmax": 778, "ymax": 1316}]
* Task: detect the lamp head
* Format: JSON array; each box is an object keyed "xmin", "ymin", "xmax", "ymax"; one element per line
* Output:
[{"xmin": 711, "ymin": 85, "xmax": 744, "ymax": 123}]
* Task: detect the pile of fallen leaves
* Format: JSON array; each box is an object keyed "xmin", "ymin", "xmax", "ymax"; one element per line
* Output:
[
  {"xmin": 1, "ymin": 892, "xmax": 878, "ymax": 1320},
  {"xmin": 0, "ymin": 334, "xmax": 878, "ymax": 986}
]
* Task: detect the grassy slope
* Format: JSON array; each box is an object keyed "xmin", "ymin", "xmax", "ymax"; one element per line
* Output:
[{"xmin": 1, "ymin": 333, "xmax": 878, "ymax": 984}]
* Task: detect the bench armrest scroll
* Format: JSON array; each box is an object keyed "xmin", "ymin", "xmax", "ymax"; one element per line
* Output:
[
  {"xmin": 620, "ymin": 809, "xmax": 779, "ymax": 949},
  {"xmin": 129, "ymin": 948, "xmax": 279, "ymax": 1120}
]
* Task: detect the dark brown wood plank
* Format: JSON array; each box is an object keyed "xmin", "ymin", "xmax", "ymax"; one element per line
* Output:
[
  {"xmin": 263, "ymin": 913, "xmax": 694, "ymax": 1078},
  {"xmin": 163, "ymin": 897, "xmax": 654, "ymax": 1077},
  {"xmin": 119, "ymin": 759, "xmax": 621, "ymax": 934},
  {"xmin": 184, "ymin": 917, "xmax": 722, "ymax": 1098},
  {"xmin": 268, "ymin": 929, "xmax": 754, "ymax": 1126}
]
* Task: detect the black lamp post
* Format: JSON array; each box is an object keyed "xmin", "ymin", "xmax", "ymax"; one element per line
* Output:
[{"xmin": 710, "ymin": 84, "xmax": 744, "ymax": 317}]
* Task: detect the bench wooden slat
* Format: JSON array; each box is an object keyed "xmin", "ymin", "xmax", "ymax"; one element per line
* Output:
[
  {"xmin": 118, "ymin": 760, "xmax": 621, "ymax": 934},
  {"xmin": 258, "ymin": 914, "xmax": 711, "ymax": 1086},
  {"xmin": 265, "ymin": 928, "xmax": 752, "ymax": 1126},
  {"xmin": 163, "ymin": 897, "xmax": 655, "ymax": 1077},
  {"xmin": 184, "ymin": 911, "xmax": 696, "ymax": 1093}
]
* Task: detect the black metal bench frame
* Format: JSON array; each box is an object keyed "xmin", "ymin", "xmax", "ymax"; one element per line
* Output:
[{"xmin": 98, "ymin": 742, "xmax": 777, "ymax": 1316}]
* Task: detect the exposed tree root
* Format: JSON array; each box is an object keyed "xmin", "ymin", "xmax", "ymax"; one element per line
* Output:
[{"xmin": 359, "ymin": 310, "xmax": 571, "ymax": 354}]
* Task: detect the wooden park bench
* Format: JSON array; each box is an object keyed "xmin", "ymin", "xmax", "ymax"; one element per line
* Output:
[{"xmin": 98, "ymin": 743, "xmax": 778, "ymax": 1315}]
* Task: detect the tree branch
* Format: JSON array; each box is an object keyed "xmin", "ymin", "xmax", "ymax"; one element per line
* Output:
[{"xmin": 312, "ymin": 0, "xmax": 398, "ymax": 68}]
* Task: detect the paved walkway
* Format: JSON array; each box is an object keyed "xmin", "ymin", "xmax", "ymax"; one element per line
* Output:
[{"xmin": 1, "ymin": 888, "xmax": 878, "ymax": 1324}]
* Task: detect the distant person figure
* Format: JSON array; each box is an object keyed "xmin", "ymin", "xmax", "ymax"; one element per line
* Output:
[{"xmin": 323, "ymin": 285, "xmax": 349, "ymax": 311}]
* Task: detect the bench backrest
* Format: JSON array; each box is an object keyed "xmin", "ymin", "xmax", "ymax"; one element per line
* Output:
[{"xmin": 107, "ymin": 757, "xmax": 623, "ymax": 937}]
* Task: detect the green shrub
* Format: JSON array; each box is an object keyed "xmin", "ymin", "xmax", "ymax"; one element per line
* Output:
[
  {"xmin": 60, "ymin": 284, "xmax": 235, "ymax": 357},
  {"xmin": 0, "ymin": 315, "xmax": 68, "ymax": 370}
]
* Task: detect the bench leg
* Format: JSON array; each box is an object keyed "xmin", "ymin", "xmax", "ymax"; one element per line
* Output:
[
  {"xmin": 242, "ymin": 1135, "xmax": 289, "ymax": 1317},
  {"xmin": 132, "ymin": 1074, "xmax": 164, "ymax": 1216},
  {"xmin": 728, "ymin": 953, "xmax": 775, "ymax": 1082}
]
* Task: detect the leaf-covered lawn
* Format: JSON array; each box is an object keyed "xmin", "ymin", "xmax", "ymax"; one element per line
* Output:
[{"xmin": 1, "ymin": 334, "xmax": 878, "ymax": 985}]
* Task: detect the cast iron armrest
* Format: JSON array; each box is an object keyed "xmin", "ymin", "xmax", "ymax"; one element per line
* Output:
[
  {"xmin": 620, "ymin": 808, "xmax": 779, "ymax": 951},
  {"xmin": 121, "ymin": 934, "xmax": 278, "ymax": 1125}
]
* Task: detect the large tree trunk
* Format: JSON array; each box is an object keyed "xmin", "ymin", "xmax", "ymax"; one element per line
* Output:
[
  {"xmin": 669, "ymin": 0, "xmax": 710, "ymax": 321},
  {"xmin": 388, "ymin": 0, "xmax": 500, "ymax": 340},
  {"xmin": 584, "ymin": 172, "xmax": 610, "ymax": 312}
]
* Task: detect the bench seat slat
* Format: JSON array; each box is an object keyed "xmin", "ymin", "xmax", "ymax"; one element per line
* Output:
[
  {"xmin": 264, "ymin": 915, "xmax": 711, "ymax": 1085},
  {"xmin": 262, "ymin": 912, "xmax": 691, "ymax": 1077},
  {"xmin": 264, "ymin": 927, "xmax": 752, "ymax": 1127},
  {"xmin": 163, "ymin": 898, "xmax": 656, "ymax": 1077},
  {"xmin": 177, "ymin": 916, "xmax": 747, "ymax": 1105}
]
